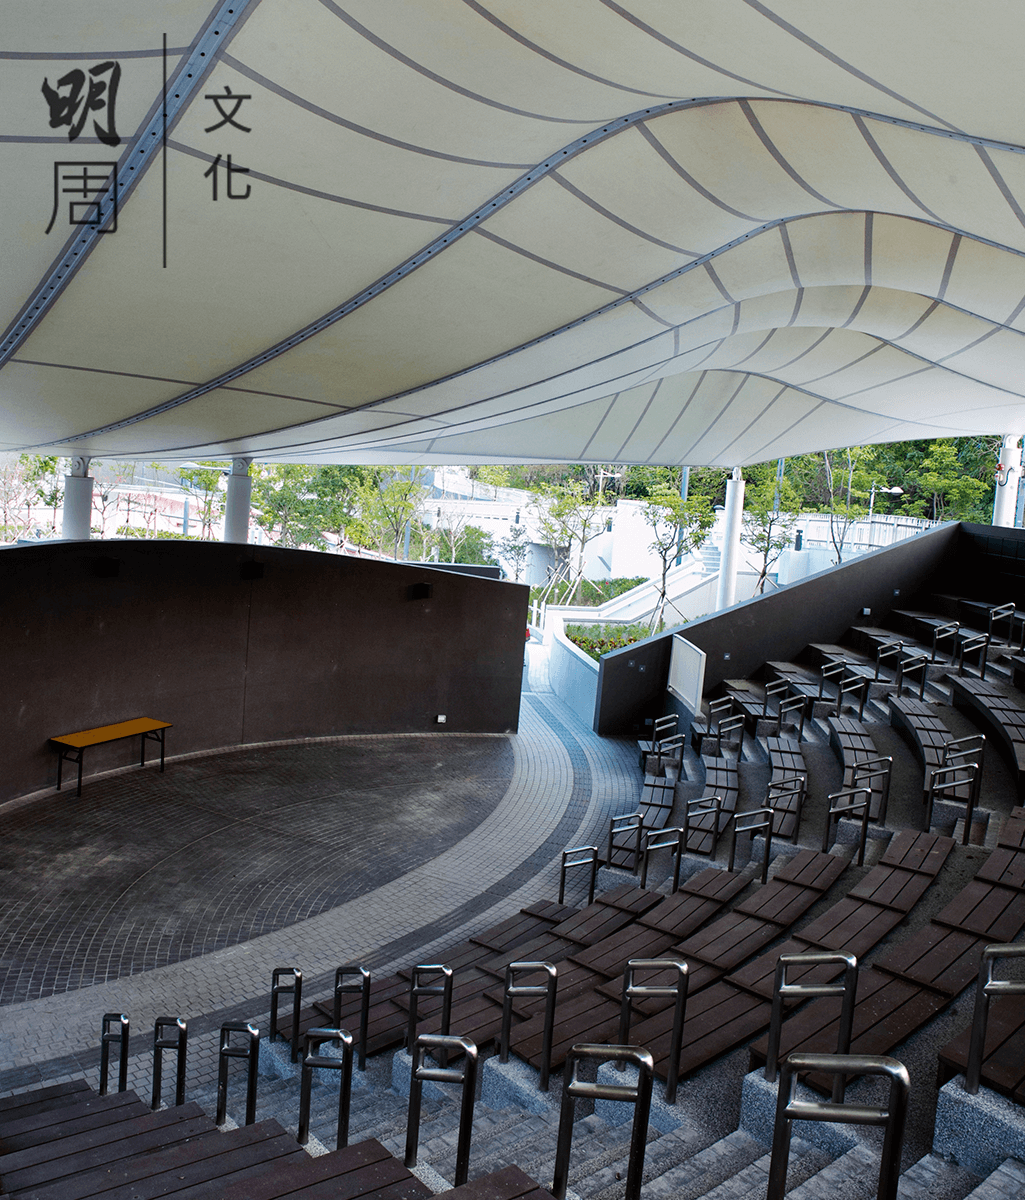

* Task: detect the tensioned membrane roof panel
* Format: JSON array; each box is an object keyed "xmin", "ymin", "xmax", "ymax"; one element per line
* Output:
[{"xmin": 4, "ymin": 1, "xmax": 1025, "ymax": 466}]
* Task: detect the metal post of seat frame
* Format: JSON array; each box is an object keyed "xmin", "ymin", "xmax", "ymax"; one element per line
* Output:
[
  {"xmin": 216, "ymin": 1021, "xmax": 259, "ymax": 1126},
  {"xmin": 764, "ymin": 952, "xmax": 857, "ymax": 1102},
  {"xmin": 607, "ymin": 812, "xmax": 642, "ymax": 873},
  {"xmin": 763, "ymin": 677, "xmax": 790, "ymax": 717},
  {"xmin": 835, "ymin": 672, "xmax": 869, "ymax": 721},
  {"xmin": 151, "ymin": 1016, "xmax": 187, "ymax": 1109},
  {"xmin": 932, "ymin": 620, "xmax": 960, "ymax": 664},
  {"xmin": 776, "ymin": 693, "xmax": 807, "ymax": 740},
  {"xmin": 404, "ymin": 1034, "xmax": 478, "ymax": 1187},
  {"xmin": 500, "ymin": 962, "xmax": 557, "ymax": 1091},
  {"xmin": 924, "ymin": 763, "xmax": 978, "ymax": 844},
  {"xmin": 552, "ymin": 1044, "xmax": 654, "ymax": 1200},
  {"xmin": 897, "ymin": 652, "xmax": 929, "ymax": 700},
  {"xmin": 767, "ymin": 1053, "xmax": 910, "ymax": 1200},
  {"xmin": 728, "ymin": 808, "xmax": 774, "ymax": 883},
  {"xmin": 406, "ymin": 965, "xmax": 453, "ymax": 1067},
  {"xmin": 966, "ymin": 943, "xmax": 1025, "ymax": 1094},
  {"xmin": 765, "ymin": 776, "xmax": 806, "ymax": 845},
  {"xmin": 270, "ymin": 967, "xmax": 303, "ymax": 1063},
  {"xmin": 619, "ymin": 960, "xmax": 688, "ymax": 1103},
  {"xmin": 944, "ymin": 735, "xmax": 985, "ymax": 822},
  {"xmin": 684, "ymin": 797, "xmax": 722, "ymax": 860},
  {"xmin": 852, "ymin": 756, "xmax": 893, "ymax": 826},
  {"xmin": 957, "ymin": 633, "xmax": 990, "ymax": 679},
  {"xmin": 823, "ymin": 786, "xmax": 872, "ymax": 865},
  {"xmin": 640, "ymin": 826, "xmax": 685, "ymax": 891},
  {"xmin": 819, "ymin": 659, "xmax": 846, "ymax": 698},
  {"xmin": 99, "ymin": 1013, "xmax": 129, "ymax": 1096},
  {"xmin": 711, "ymin": 712, "xmax": 745, "ymax": 758},
  {"xmin": 875, "ymin": 639, "xmax": 903, "ymax": 680},
  {"xmin": 988, "ymin": 602, "xmax": 1017, "ymax": 646},
  {"xmin": 297, "ymin": 1027, "xmax": 353, "ymax": 1148},
  {"xmin": 559, "ymin": 845, "xmax": 598, "ymax": 905},
  {"xmin": 333, "ymin": 966, "xmax": 371, "ymax": 1071}
]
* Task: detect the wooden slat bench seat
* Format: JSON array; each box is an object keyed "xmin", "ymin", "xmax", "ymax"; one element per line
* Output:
[
  {"xmin": 764, "ymin": 736, "xmax": 807, "ymax": 841},
  {"xmin": 888, "ymin": 695, "xmax": 953, "ymax": 783},
  {"xmin": 50, "ymin": 717, "xmax": 172, "ymax": 797},
  {"xmin": 438, "ymin": 1164, "xmax": 556, "ymax": 1200},
  {"xmin": 879, "ymin": 828, "xmax": 955, "ymax": 874},
  {"xmin": 0, "ymin": 1090, "xmax": 148, "ymax": 1155},
  {"xmin": 949, "ymin": 674, "xmax": 1025, "ymax": 786},
  {"xmin": 938, "ymin": 996, "xmax": 1025, "ymax": 1102},
  {"xmin": 873, "ymin": 925, "xmax": 988, "ymax": 997},
  {"xmin": 0, "ymin": 1081, "xmax": 92, "ymax": 1124},
  {"xmin": 683, "ymin": 756, "xmax": 740, "ymax": 855},
  {"xmin": 827, "ymin": 716, "xmax": 887, "ymax": 820},
  {"xmin": 774, "ymin": 848, "xmax": 849, "ymax": 892},
  {"xmin": 932, "ymin": 879, "xmax": 1025, "ymax": 941}
]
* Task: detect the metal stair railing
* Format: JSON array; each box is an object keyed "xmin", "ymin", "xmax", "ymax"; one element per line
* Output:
[
  {"xmin": 943, "ymin": 734, "xmax": 986, "ymax": 818},
  {"xmin": 957, "ymin": 632, "xmax": 990, "ymax": 679},
  {"xmin": 988, "ymin": 602, "xmax": 1017, "ymax": 646},
  {"xmin": 333, "ymin": 966, "xmax": 371, "ymax": 1071},
  {"xmin": 649, "ymin": 733, "xmax": 686, "ymax": 777},
  {"xmin": 765, "ymin": 775, "xmax": 806, "ymax": 845},
  {"xmin": 618, "ymin": 960, "xmax": 688, "ymax": 1104},
  {"xmin": 965, "ymin": 943, "xmax": 1025, "ymax": 1094},
  {"xmin": 560, "ymin": 845, "xmax": 598, "ymax": 905},
  {"xmin": 822, "ymin": 786, "xmax": 872, "ymax": 865},
  {"xmin": 500, "ymin": 962, "xmax": 558, "ymax": 1091},
  {"xmin": 776, "ymin": 693, "xmax": 807, "ymax": 740},
  {"xmin": 835, "ymin": 671, "xmax": 870, "ymax": 720},
  {"xmin": 216, "ymin": 1021, "xmax": 259, "ymax": 1126},
  {"xmin": 270, "ymin": 966, "xmax": 303, "ymax": 1063},
  {"xmin": 151, "ymin": 1016, "xmax": 187, "ymax": 1110},
  {"xmin": 932, "ymin": 620, "xmax": 960, "ymax": 664},
  {"xmin": 728, "ymin": 807, "xmax": 774, "ymax": 883},
  {"xmin": 819, "ymin": 658, "xmax": 847, "ymax": 698},
  {"xmin": 896, "ymin": 651, "xmax": 929, "ymax": 700},
  {"xmin": 875, "ymin": 639, "xmax": 903, "ymax": 680},
  {"xmin": 406, "ymin": 965, "xmax": 453, "ymax": 1063},
  {"xmin": 297, "ymin": 1027, "xmax": 353, "ymax": 1149},
  {"xmin": 767, "ymin": 1053, "xmax": 910, "ymax": 1200},
  {"xmin": 764, "ymin": 952, "xmax": 858, "ymax": 1102},
  {"xmin": 851, "ymin": 756, "xmax": 893, "ymax": 827},
  {"xmin": 640, "ymin": 825, "xmax": 685, "ymax": 890},
  {"xmin": 640, "ymin": 715, "xmax": 677, "ymax": 768},
  {"xmin": 709, "ymin": 712, "xmax": 745, "ymax": 757},
  {"xmin": 405, "ymin": 1033, "xmax": 479, "ymax": 1187},
  {"xmin": 99, "ymin": 1013, "xmax": 129, "ymax": 1096},
  {"xmin": 924, "ymin": 763, "xmax": 979, "ymax": 844},
  {"xmin": 684, "ymin": 796, "xmax": 722, "ymax": 859},
  {"xmin": 552, "ymin": 1044, "xmax": 654, "ymax": 1200},
  {"xmin": 607, "ymin": 812, "xmax": 643, "ymax": 873},
  {"xmin": 763, "ymin": 677, "xmax": 791, "ymax": 717}
]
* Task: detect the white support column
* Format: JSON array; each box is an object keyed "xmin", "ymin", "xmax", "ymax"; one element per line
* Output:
[
  {"xmin": 62, "ymin": 455, "xmax": 93, "ymax": 540},
  {"xmin": 715, "ymin": 466, "xmax": 745, "ymax": 611},
  {"xmin": 223, "ymin": 457, "xmax": 253, "ymax": 543},
  {"xmin": 993, "ymin": 434, "xmax": 1022, "ymax": 528}
]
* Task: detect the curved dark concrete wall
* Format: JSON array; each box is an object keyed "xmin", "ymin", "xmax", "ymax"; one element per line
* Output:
[{"xmin": 1, "ymin": 540, "xmax": 528, "ymax": 803}]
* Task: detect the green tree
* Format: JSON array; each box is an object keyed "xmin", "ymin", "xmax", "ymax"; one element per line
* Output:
[
  {"xmin": 498, "ymin": 523, "xmax": 530, "ymax": 581},
  {"xmin": 642, "ymin": 485, "xmax": 714, "ymax": 631},
  {"xmin": 351, "ymin": 467, "xmax": 430, "ymax": 558},
  {"xmin": 179, "ymin": 461, "xmax": 227, "ymax": 540},
  {"xmin": 454, "ymin": 525, "xmax": 498, "ymax": 566},
  {"xmin": 822, "ymin": 448, "xmax": 871, "ymax": 563},
  {"xmin": 530, "ymin": 479, "xmax": 610, "ymax": 606},
  {"xmin": 742, "ymin": 477, "xmax": 802, "ymax": 593},
  {"xmin": 22, "ymin": 455, "xmax": 63, "ymax": 532}
]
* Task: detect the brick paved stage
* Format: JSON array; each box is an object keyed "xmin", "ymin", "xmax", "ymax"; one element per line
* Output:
[{"xmin": 0, "ymin": 651, "xmax": 638, "ymax": 1097}]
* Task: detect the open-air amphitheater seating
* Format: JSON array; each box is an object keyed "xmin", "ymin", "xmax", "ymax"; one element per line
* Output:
[{"xmin": 14, "ymin": 588, "xmax": 1025, "ymax": 1199}]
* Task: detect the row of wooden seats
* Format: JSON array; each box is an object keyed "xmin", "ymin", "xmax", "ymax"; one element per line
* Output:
[
  {"xmin": 949, "ymin": 674, "xmax": 1025, "ymax": 786},
  {"xmin": 888, "ymin": 694, "xmax": 953, "ymax": 780},
  {"xmin": 764, "ymin": 736, "xmax": 805, "ymax": 843},
  {"xmin": 0, "ymin": 1078, "xmax": 443, "ymax": 1200},
  {"xmin": 508, "ymin": 851, "xmax": 846, "ymax": 1081},
  {"xmin": 827, "ymin": 716, "xmax": 888, "ymax": 820},
  {"xmin": 606, "ymin": 776, "xmax": 675, "ymax": 868},
  {"xmin": 754, "ymin": 815, "xmax": 1025, "ymax": 1096},
  {"xmin": 684, "ymin": 756, "xmax": 740, "ymax": 855}
]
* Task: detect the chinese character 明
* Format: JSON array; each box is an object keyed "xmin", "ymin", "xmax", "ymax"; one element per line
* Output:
[
  {"xmin": 41, "ymin": 61, "xmax": 121, "ymax": 147},
  {"xmin": 203, "ymin": 153, "xmax": 251, "ymax": 200},
  {"xmin": 45, "ymin": 161, "xmax": 118, "ymax": 234},
  {"xmin": 204, "ymin": 84, "xmax": 252, "ymax": 133}
]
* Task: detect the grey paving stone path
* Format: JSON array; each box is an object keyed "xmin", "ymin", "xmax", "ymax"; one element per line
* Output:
[{"xmin": 0, "ymin": 641, "xmax": 638, "ymax": 1101}]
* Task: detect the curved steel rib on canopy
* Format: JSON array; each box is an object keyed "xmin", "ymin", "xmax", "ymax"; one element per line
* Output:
[{"xmin": 4, "ymin": 1, "xmax": 1025, "ymax": 466}]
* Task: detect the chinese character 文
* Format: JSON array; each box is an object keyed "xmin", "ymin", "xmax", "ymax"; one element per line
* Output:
[
  {"xmin": 203, "ymin": 153, "xmax": 251, "ymax": 200},
  {"xmin": 45, "ymin": 161, "xmax": 118, "ymax": 234},
  {"xmin": 41, "ymin": 61, "xmax": 121, "ymax": 146},
  {"xmin": 204, "ymin": 84, "xmax": 252, "ymax": 133}
]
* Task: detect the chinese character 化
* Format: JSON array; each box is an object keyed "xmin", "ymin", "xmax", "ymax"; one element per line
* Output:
[
  {"xmin": 41, "ymin": 61, "xmax": 121, "ymax": 146},
  {"xmin": 45, "ymin": 162, "xmax": 118, "ymax": 234},
  {"xmin": 203, "ymin": 153, "xmax": 251, "ymax": 200}
]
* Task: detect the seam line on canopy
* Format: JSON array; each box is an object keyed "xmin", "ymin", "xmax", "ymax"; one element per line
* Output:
[{"xmin": 614, "ymin": 378, "xmax": 663, "ymax": 459}]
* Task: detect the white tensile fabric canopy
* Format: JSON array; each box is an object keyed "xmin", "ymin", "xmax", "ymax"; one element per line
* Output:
[{"xmin": 4, "ymin": 2, "xmax": 1025, "ymax": 467}]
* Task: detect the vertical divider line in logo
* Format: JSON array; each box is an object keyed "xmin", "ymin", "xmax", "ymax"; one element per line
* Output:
[{"xmin": 162, "ymin": 32, "xmax": 168, "ymax": 268}]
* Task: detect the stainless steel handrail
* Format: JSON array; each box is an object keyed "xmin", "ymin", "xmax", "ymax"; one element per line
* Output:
[
  {"xmin": 560, "ymin": 845, "xmax": 598, "ymax": 905},
  {"xmin": 270, "ymin": 966, "xmax": 303, "ymax": 1063},
  {"xmin": 684, "ymin": 797, "xmax": 722, "ymax": 860},
  {"xmin": 765, "ymin": 775, "xmax": 806, "ymax": 845},
  {"xmin": 405, "ymin": 1033, "xmax": 479, "ymax": 1186},
  {"xmin": 552, "ymin": 1044, "xmax": 654, "ymax": 1200},
  {"xmin": 151, "ymin": 1016, "xmax": 187, "ymax": 1110},
  {"xmin": 924, "ymin": 762, "xmax": 978, "ymax": 844},
  {"xmin": 957, "ymin": 632, "xmax": 990, "ymax": 679},
  {"xmin": 607, "ymin": 812, "xmax": 643, "ymax": 874},
  {"xmin": 333, "ymin": 965, "xmax": 371, "ymax": 1071},
  {"xmin": 406, "ymin": 964, "xmax": 453, "ymax": 1063},
  {"xmin": 943, "ymin": 735, "xmax": 986, "ymax": 823},
  {"xmin": 875, "ymin": 639, "xmax": 903, "ymax": 680},
  {"xmin": 767, "ymin": 1052, "xmax": 910, "ymax": 1200},
  {"xmin": 764, "ymin": 952, "xmax": 857, "ymax": 1102},
  {"xmin": 640, "ymin": 825, "xmax": 684, "ymax": 890},
  {"xmin": 618, "ymin": 960, "xmax": 688, "ymax": 1104},
  {"xmin": 819, "ymin": 658, "xmax": 847, "ymax": 698},
  {"xmin": 500, "ymin": 962, "xmax": 558, "ymax": 1091},
  {"xmin": 966, "ymin": 943, "xmax": 1025, "ymax": 1094},
  {"xmin": 988, "ymin": 602, "xmax": 1017, "ymax": 644},
  {"xmin": 763, "ymin": 677, "xmax": 791, "ymax": 716},
  {"xmin": 728, "ymin": 807, "xmax": 774, "ymax": 882},
  {"xmin": 297, "ymin": 1027, "xmax": 353, "ymax": 1148},
  {"xmin": 710, "ymin": 712, "xmax": 745, "ymax": 757},
  {"xmin": 851, "ymin": 756, "xmax": 893, "ymax": 827},
  {"xmin": 216, "ymin": 1021, "xmax": 259, "ymax": 1126},
  {"xmin": 931, "ymin": 620, "xmax": 960, "ymax": 663},
  {"xmin": 835, "ymin": 672, "xmax": 870, "ymax": 720},
  {"xmin": 896, "ymin": 652, "xmax": 929, "ymax": 700},
  {"xmin": 776, "ymin": 693, "xmax": 807, "ymax": 740},
  {"xmin": 99, "ymin": 1012, "xmax": 129, "ymax": 1096},
  {"xmin": 823, "ymin": 786, "xmax": 872, "ymax": 865}
]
